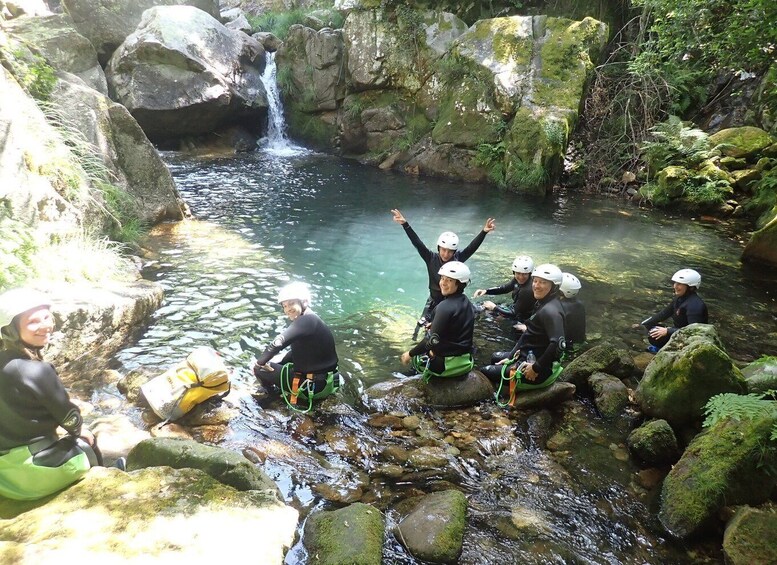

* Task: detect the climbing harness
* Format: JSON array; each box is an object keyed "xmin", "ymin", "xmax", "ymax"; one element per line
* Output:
[
  {"xmin": 279, "ymin": 363, "xmax": 340, "ymax": 414},
  {"xmin": 495, "ymin": 359, "xmax": 564, "ymax": 408}
]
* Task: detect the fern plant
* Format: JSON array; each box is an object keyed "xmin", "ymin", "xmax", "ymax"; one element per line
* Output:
[
  {"xmin": 703, "ymin": 392, "xmax": 777, "ymax": 441},
  {"xmin": 640, "ymin": 115, "xmax": 713, "ymax": 173}
]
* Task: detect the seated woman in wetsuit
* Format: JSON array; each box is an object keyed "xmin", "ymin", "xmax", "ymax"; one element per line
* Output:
[
  {"xmin": 253, "ymin": 282, "xmax": 340, "ymax": 408},
  {"xmin": 633, "ymin": 268, "xmax": 708, "ymax": 351},
  {"xmin": 0, "ymin": 288, "xmax": 101, "ymax": 501},
  {"xmin": 400, "ymin": 261, "xmax": 475, "ymax": 380},
  {"xmin": 480, "ymin": 264, "xmax": 566, "ymax": 387},
  {"xmin": 473, "ymin": 255, "xmax": 535, "ymax": 329}
]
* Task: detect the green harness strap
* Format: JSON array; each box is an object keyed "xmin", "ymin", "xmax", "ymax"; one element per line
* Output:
[
  {"xmin": 412, "ymin": 353, "xmax": 475, "ymax": 383},
  {"xmin": 495, "ymin": 360, "xmax": 564, "ymax": 408},
  {"xmin": 279, "ymin": 363, "xmax": 339, "ymax": 414}
]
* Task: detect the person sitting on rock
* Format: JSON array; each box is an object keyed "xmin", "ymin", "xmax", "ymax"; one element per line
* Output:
[
  {"xmin": 480, "ymin": 264, "xmax": 566, "ymax": 398},
  {"xmin": 473, "ymin": 255, "xmax": 535, "ymax": 329},
  {"xmin": 559, "ymin": 272, "xmax": 586, "ymax": 351},
  {"xmin": 0, "ymin": 288, "xmax": 104, "ymax": 501},
  {"xmin": 400, "ymin": 261, "xmax": 475, "ymax": 381},
  {"xmin": 253, "ymin": 282, "xmax": 340, "ymax": 411},
  {"xmin": 633, "ymin": 268, "xmax": 708, "ymax": 352},
  {"xmin": 391, "ymin": 208, "xmax": 495, "ymax": 337}
]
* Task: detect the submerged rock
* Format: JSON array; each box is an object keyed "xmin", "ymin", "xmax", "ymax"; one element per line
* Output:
[
  {"xmin": 395, "ymin": 489, "xmax": 467, "ymax": 564},
  {"xmin": 304, "ymin": 502, "xmax": 384, "ymax": 565},
  {"xmin": 589, "ymin": 372, "xmax": 629, "ymax": 418}
]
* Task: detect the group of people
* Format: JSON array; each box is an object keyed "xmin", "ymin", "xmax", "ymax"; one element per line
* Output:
[{"xmin": 0, "ymin": 211, "xmax": 709, "ymax": 501}]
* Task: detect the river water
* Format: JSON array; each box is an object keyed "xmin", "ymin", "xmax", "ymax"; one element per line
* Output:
[{"xmin": 114, "ymin": 146, "xmax": 776, "ymax": 564}]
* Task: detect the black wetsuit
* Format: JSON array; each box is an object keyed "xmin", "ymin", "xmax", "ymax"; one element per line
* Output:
[
  {"xmin": 409, "ymin": 292, "xmax": 474, "ymax": 374},
  {"xmin": 484, "ymin": 277, "xmax": 534, "ymax": 321},
  {"xmin": 641, "ymin": 290, "xmax": 708, "ymax": 348},
  {"xmin": 0, "ymin": 351, "xmax": 83, "ymax": 451},
  {"xmin": 481, "ymin": 292, "xmax": 566, "ymax": 384},
  {"xmin": 561, "ymin": 298, "xmax": 586, "ymax": 347},
  {"xmin": 254, "ymin": 309, "xmax": 339, "ymax": 394},
  {"xmin": 401, "ymin": 221, "xmax": 488, "ymax": 316}
]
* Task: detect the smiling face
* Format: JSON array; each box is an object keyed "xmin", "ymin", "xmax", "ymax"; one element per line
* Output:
[
  {"xmin": 673, "ymin": 282, "xmax": 689, "ymax": 297},
  {"xmin": 438, "ymin": 247, "xmax": 455, "ymax": 262},
  {"xmin": 281, "ymin": 300, "xmax": 304, "ymax": 321},
  {"xmin": 532, "ymin": 277, "xmax": 553, "ymax": 300},
  {"xmin": 514, "ymin": 272, "xmax": 530, "ymax": 284},
  {"xmin": 439, "ymin": 275, "xmax": 460, "ymax": 296},
  {"xmin": 17, "ymin": 306, "xmax": 54, "ymax": 348}
]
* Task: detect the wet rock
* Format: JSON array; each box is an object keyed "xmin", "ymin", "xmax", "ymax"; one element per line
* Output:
[
  {"xmin": 589, "ymin": 372, "xmax": 629, "ymax": 418},
  {"xmin": 382, "ymin": 445, "xmax": 411, "ymax": 464},
  {"xmin": 636, "ymin": 324, "xmax": 747, "ymax": 427},
  {"xmin": 526, "ymin": 409, "xmax": 554, "ymax": 446},
  {"xmin": 362, "ymin": 377, "xmax": 426, "ymax": 414},
  {"xmin": 560, "ymin": 343, "xmax": 637, "ymax": 389},
  {"xmin": 373, "ymin": 463, "xmax": 405, "ymax": 478},
  {"xmin": 0, "ymin": 466, "xmax": 297, "ymax": 564},
  {"xmin": 180, "ymin": 400, "xmax": 238, "ymax": 426},
  {"xmin": 627, "ymin": 419, "xmax": 679, "ymax": 466},
  {"xmin": 395, "ymin": 490, "xmax": 467, "ymax": 564},
  {"xmin": 723, "ymin": 505, "xmax": 777, "ymax": 565},
  {"xmin": 367, "ymin": 413, "xmax": 404, "ymax": 429},
  {"xmin": 424, "ymin": 370, "xmax": 495, "ymax": 408},
  {"xmin": 90, "ymin": 413, "xmax": 151, "ymax": 461},
  {"xmin": 742, "ymin": 355, "xmax": 777, "ymax": 394},
  {"xmin": 402, "ymin": 414, "xmax": 422, "ymax": 430},
  {"xmin": 128, "ymin": 437, "xmax": 282, "ymax": 498},
  {"xmin": 659, "ymin": 414, "xmax": 777, "ymax": 539},
  {"xmin": 636, "ymin": 468, "xmax": 668, "ymax": 490},
  {"xmin": 319, "ymin": 425, "xmax": 370, "ymax": 460},
  {"xmin": 304, "ymin": 503, "xmax": 384, "ymax": 565},
  {"xmin": 508, "ymin": 381, "xmax": 576, "ymax": 410},
  {"xmin": 743, "ymin": 210, "xmax": 777, "ymax": 267},
  {"xmin": 407, "ymin": 446, "xmax": 451, "ymax": 470},
  {"xmin": 312, "ymin": 479, "xmax": 365, "ymax": 504},
  {"xmin": 117, "ymin": 369, "xmax": 152, "ymax": 404},
  {"xmin": 150, "ymin": 422, "xmax": 192, "ymax": 440},
  {"xmin": 509, "ymin": 506, "xmax": 553, "ymax": 536}
]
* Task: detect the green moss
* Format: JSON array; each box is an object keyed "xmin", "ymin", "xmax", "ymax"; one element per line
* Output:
[
  {"xmin": 432, "ymin": 75, "xmax": 502, "ymax": 148},
  {"xmin": 304, "ymin": 503, "xmax": 384, "ymax": 565},
  {"xmin": 3, "ymin": 47, "xmax": 57, "ymax": 101},
  {"xmin": 0, "ymin": 212, "xmax": 37, "ymax": 290},
  {"xmin": 285, "ymin": 103, "xmax": 336, "ymax": 150}
]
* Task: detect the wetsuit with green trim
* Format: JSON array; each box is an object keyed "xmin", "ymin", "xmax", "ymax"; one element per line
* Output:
[
  {"xmin": 254, "ymin": 309, "xmax": 339, "ymax": 394},
  {"xmin": 561, "ymin": 297, "xmax": 586, "ymax": 348},
  {"xmin": 409, "ymin": 291, "xmax": 474, "ymax": 376},
  {"xmin": 640, "ymin": 290, "xmax": 708, "ymax": 349},
  {"xmin": 481, "ymin": 292, "xmax": 566, "ymax": 385},
  {"xmin": 400, "ymin": 221, "xmax": 488, "ymax": 318},
  {"xmin": 484, "ymin": 277, "xmax": 534, "ymax": 321}
]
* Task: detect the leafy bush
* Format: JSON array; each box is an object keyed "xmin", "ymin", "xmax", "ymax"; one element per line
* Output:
[
  {"xmin": 745, "ymin": 166, "xmax": 777, "ymax": 227},
  {"xmin": 0, "ymin": 212, "xmax": 36, "ymax": 290},
  {"xmin": 475, "ymin": 141, "xmax": 507, "ymax": 186},
  {"xmin": 640, "ymin": 115, "xmax": 713, "ymax": 173},
  {"xmin": 248, "ymin": 9, "xmax": 306, "ymax": 40}
]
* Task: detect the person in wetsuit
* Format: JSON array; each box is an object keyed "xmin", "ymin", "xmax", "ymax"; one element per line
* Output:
[
  {"xmin": 633, "ymin": 268, "xmax": 708, "ymax": 351},
  {"xmin": 480, "ymin": 264, "xmax": 566, "ymax": 387},
  {"xmin": 0, "ymin": 288, "xmax": 102, "ymax": 501},
  {"xmin": 473, "ymin": 255, "xmax": 535, "ymax": 328},
  {"xmin": 559, "ymin": 272, "xmax": 586, "ymax": 350},
  {"xmin": 391, "ymin": 209, "xmax": 495, "ymax": 334},
  {"xmin": 400, "ymin": 261, "xmax": 475, "ymax": 379},
  {"xmin": 253, "ymin": 282, "xmax": 340, "ymax": 406}
]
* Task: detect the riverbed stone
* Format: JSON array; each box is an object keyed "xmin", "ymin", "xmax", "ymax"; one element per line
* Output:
[
  {"xmin": 395, "ymin": 489, "xmax": 467, "ymax": 564},
  {"xmin": 627, "ymin": 419, "xmax": 679, "ymax": 465},
  {"xmin": 424, "ymin": 370, "xmax": 495, "ymax": 408},
  {"xmin": 127, "ymin": 437, "xmax": 282, "ymax": 498},
  {"xmin": 659, "ymin": 413, "xmax": 777, "ymax": 539},
  {"xmin": 589, "ymin": 372, "xmax": 629, "ymax": 418},
  {"xmin": 559, "ymin": 342, "xmax": 637, "ymax": 388},
  {"xmin": 303, "ymin": 502, "xmax": 384, "ymax": 565},
  {"xmin": 722, "ymin": 504, "xmax": 777, "ymax": 565},
  {"xmin": 0, "ymin": 466, "xmax": 298, "ymax": 563},
  {"xmin": 90, "ymin": 413, "xmax": 151, "ymax": 462},
  {"xmin": 362, "ymin": 377, "xmax": 426, "ymax": 414},
  {"xmin": 636, "ymin": 324, "xmax": 747, "ymax": 426},
  {"xmin": 709, "ymin": 126, "xmax": 775, "ymax": 160},
  {"xmin": 742, "ymin": 355, "xmax": 777, "ymax": 394},
  {"xmin": 407, "ymin": 446, "xmax": 451, "ymax": 470},
  {"xmin": 742, "ymin": 208, "xmax": 777, "ymax": 267},
  {"xmin": 508, "ymin": 381, "xmax": 576, "ymax": 410}
]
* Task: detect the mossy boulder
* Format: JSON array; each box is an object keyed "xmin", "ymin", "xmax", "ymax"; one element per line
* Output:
[
  {"xmin": 507, "ymin": 381, "xmax": 576, "ymax": 409},
  {"xmin": 709, "ymin": 126, "xmax": 775, "ymax": 160},
  {"xmin": 559, "ymin": 342, "xmax": 637, "ymax": 389},
  {"xmin": 656, "ymin": 166, "xmax": 691, "ymax": 199},
  {"xmin": 0, "ymin": 466, "xmax": 298, "ymax": 563},
  {"xmin": 636, "ymin": 324, "xmax": 747, "ymax": 427},
  {"xmin": 723, "ymin": 505, "xmax": 777, "ymax": 565},
  {"xmin": 303, "ymin": 502, "xmax": 384, "ymax": 565},
  {"xmin": 589, "ymin": 372, "xmax": 629, "ymax": 418},
  {"xmin": 424, "ymin": 370, "xmax": 495, "ymax": 408},
  {"xmin": 395, "ymin": 489, "xmax": 467, "ymax": 563},
  {"xmin": 743, "ymin": 211, "xmax": 777, "ymax": 267},
  {"xmin": 742, "ymin": 355, "xmax": 777, "ymax": 395},
  {"xmin": 431, "ymin": 74, "xmax": 503, "ymax": 148},
  {"xmin": 659, "ymin": 414, "xmax": 777, "ymax": 539},
  {"xmin": 627, "ymin": 419, "xmax": 679, "ymax": 465},
  {"xmin": 128, "ymin": 438, "xmax": 282, "ymax": 499}
]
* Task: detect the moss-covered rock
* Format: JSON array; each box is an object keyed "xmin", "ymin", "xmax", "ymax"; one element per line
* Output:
[
  {"xmin": 395, "ymin": 490, "xmax": 467, "ymax": 563},
  {"xmin": 128, "ymin": 438, "xmax": 282, "ymax": 499},
  {"xmin": 723, "ymin": 504, "xmax": 777, "ymax": 565},
  {"xmin": 559, "ymin": 342, "xmax": 637, "ymax": 389},
  {"xmin": 709, "ymin": 126, "xmax": 775, "ymax": 160},
  {"xmin": 627, "ymin": 419, "xmax": 679, "ymax": 465},
  {"xmin": 656, "ymin": 166, "xmax": 691, "ymax": 199},
  {"xmin": 659, "ymin": 414, "xmax": 777, "ymax": 539},
  {"xmin": 636, "ymin": 324, "xmax": 747, "ymax": 427},
  {"xmin": 589, "ymin": 372, "xmax": 629, "ymax": 418},
  {"xmin": 742, "ymin": 210, "xmax": 777, "ymax": 267},
  {"xmin": 742, "ymin": 355, "xmax": 777, "ymax": 395},
  {"xmin": 431, "ymin": 74, "xmax": 503, "ymax": 148},
  {"xmin": 303, "ymin": 502, "xmax": 384, "ymax": 565}
]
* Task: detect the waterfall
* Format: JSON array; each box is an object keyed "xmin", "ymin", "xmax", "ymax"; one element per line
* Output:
[{"xmin": 259, "ymin": 51, "xmax": 296, "ymax": 154}]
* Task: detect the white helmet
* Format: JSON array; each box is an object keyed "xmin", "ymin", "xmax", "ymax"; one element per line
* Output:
[
  {"xmin": 436, "ymin": 231, "xmax": 459, "ymax": 251},
  {"xmin": 531, "ymin": 264, "xmax": 563, "ymax": 286},
  {"xmin": 0, "ymin": 288, "xmax": 51, "ymax": 329},
  {"xmin": 277, "ymin": 282, "xmax": 311, "ymax": 305},
  {"xmin": 512, "ymin": 255, "xmax": 534, "ymax": 274},
  {"xmin": 438, "ymin": 261, "xmax": 471, "ymax": 284},
  {"xmin": 560, "ymin": 273, "xmax": 582, "ymax": 297},
  {"xmin": 672, "ymin": 268, "xmax": 701, "ymax": 289}
]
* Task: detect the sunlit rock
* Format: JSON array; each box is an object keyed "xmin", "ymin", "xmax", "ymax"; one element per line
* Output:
[
  {"xmin": 709, "ymin": 126, "xmax": 775, "ymax": 160},
  {"xmin": 395, "ymin": 490, "xmax": 467, "ymax": 564},
  {"xmin": 742, "ymin": 209, "xmax": 777, "ymax": 267},
  {"xmin": 91, "ymin": 413, "xmax": 152, "ymax": 461},
  {"xmin": 407, "ymin": 446, "xmax": 451, "ymax": 470},
  {"xmin": 304, "ymin": 503, "xmax": 384, "ymax": 565}
]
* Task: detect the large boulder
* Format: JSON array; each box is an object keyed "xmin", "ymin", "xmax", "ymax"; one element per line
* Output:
[
  {"xmin": 61, "ymin": 0, "xmax": 221, "ymax": 64},
  {"xmin": 659, "ymin": 413, "xmax": 777, "ymax": 539},
  {"xmin": 559, "ymin": 342, "xmax": 637, "ymax": 389},
  {"xmin": 303, "ymin": 502, "xmax": 384, "ymax": 565},
  {"xmin": 709, "ymin": 126, "xmax": 775, "ymax": 160},
  {"xmin": 742, "ymin": 210, "xmax": 777, "ymax": 268},
  {"xmin": 0, "ymin": 466, "xmax": 298, "ymax": 563},
  {"xmin": 3, "ymin": 12, "xmax": 107, "ymax": 94},
  {"xmin": 508, "ymin": 381, "xmax": 576, "ymax": 410},
  {"xmin": 626, "ymin": 419, "xmax": 679, "ymax": 466},
  {"xmin": 395, "ymin": 489, "xmax": 467, "ymax": 563},
  {"xmin": 742, "ymin": 355, "xmax": 777, "ymax": 395},
  {"xmin": 589, "ymin": 372, "xmax": 629, "ymax": 418},
  {"xmin": 723, "ymin": 505, "xmax": 777, "ymax": 565},
  {"xmin": 106, "ymin": 5, "xmax": 267, "ymax": 142},
  {"xmin": 424, "ymin": 370, "xmax": 495, "ymax": 408},
  {"xmin": 636, "ymin": 324, "xmax": 747, "ymax": 426}
]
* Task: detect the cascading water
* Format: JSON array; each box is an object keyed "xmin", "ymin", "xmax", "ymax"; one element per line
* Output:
[{"xmin": 259, "ymin": 51, "xmax": 299, "ymax": 155}]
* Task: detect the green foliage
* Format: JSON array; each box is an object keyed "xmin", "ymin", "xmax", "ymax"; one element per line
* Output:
[
  {"xmin": 247, "ymin": 9, "xmax": 306, "ymax": 40},
  {"xmin": 640, "ymin": 116, "xmax": 713, "ymax": 173},
  {"xmin": 3, "ymin": 48, "xmax": 57, "ymax": 101},
  {"xmin": 343, "ymin": 97, "xmax": 365, "ymax": 120},
  {"xmin": 703, "ymin": 392, "xmax": 777, "ymax": 441},
  {"xmin": 506, "ymin": 158, "xmax": 548, "ymax": 191},
  {"xmin": 275, "ymin": 66, "xmax": 298, "ymax": 98},
  {"xmin": 475, "ymin": 141, "xmax": 507, "ymax": 186},
  {"xmin": 543, "ymin": 120, "xmax": 566, "ymax": 150},
  {"xmin": 0, "ymin": 210, "xmax": 36, "ymax": 290},
  {"xmin": 746, "ymin": 166, "xmax": 777, "ymax": 227}
]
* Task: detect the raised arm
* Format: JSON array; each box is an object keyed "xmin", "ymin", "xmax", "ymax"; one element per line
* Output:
[{"xmin": 391, "ymin": 209, "xmax": 432, "ymax": 263}]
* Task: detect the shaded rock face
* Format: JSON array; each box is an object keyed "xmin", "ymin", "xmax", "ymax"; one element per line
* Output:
[
  {"xmin": 636, "ymin": 324, "xmax": 747, "ymax": 427},
  {"xmin": 742, "ymin": 355, "xmax": 777, "ymax": 394},
  {"xmin": 723, "ymin": 505, "xmax": 777, "ymax": 565},
  {"xmin": 304, "ymin": 502, "xmax": 384, "ymax": 565},
  {"xmin": 560, "ymin": 343, "xmax": 637, "ymax": 389},
  {"xmin": 626, "ymin": 419, "xmax": 679, "ymax": 466},
  {"xmin": 0, "ymin": 466, "xmax": 298, "ymax": 564},
  {"xmin": 106, "ymin": 5, "xmax": 267, "ymax": 142},
  {"xmin": 62, "ymin": 0, "xmax": 221, "ymax": 64},
  {"xmin": 396, "ymin": 489, "xmax": 467, "ymax": 564},
  {"xmin": 589, "ymin": 372, "xmax": 629, "ymax": 418}
]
